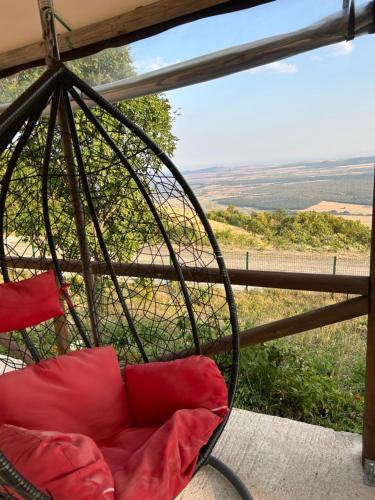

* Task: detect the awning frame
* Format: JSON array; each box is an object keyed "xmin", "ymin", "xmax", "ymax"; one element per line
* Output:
[
  {"xmin": 0, "ymin": 0, "xmax": 274, "ymax": 79},
  {"xmin": 1, "ymin": 0, "xmax": 373, "ymax": 114}
]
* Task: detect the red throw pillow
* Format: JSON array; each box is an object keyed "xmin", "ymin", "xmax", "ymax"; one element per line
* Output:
[
  {"xmin": 0, "ymin": 347, "xmax": 132, "ymax": 443},
  {"xmin": 0, "ymin": 270, "xmax": 64, "ymax": 333},
  {"xmin": 124, "ymin": 355, "xmax": 228, "ymax": 426},
  {"xmin": 0, "ymin": 424, "xmax": 115, "ymax": 500},
  {"xmin": 100, "ymin": 408, "xmax": 222, "ymax": 500}
]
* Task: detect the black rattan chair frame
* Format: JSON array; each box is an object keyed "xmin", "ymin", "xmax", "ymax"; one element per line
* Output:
[
  {"xmin": 0, "ymin": 63, "xmax": 247, "ymax": 499},
  {"xmin": 40, "ymin": 89, "xmax": 91, "ymax": 349}
]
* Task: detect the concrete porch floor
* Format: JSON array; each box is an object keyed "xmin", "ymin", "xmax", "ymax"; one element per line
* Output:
[{"xmin": 178, "ymin": 408, "xmax": 374, "ymax": 500}]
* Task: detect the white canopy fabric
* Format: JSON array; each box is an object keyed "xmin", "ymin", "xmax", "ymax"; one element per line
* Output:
[
  {"xmin": 0, "ymin": 0, "xmax": 156, "ymax": 54},
  {"xmin": 0, "ymin": 0, "xmax": 271, "ymax": 77},
  {"xmin": 0, "ymin": 0, "xmax": 373, "ymax": 113}
]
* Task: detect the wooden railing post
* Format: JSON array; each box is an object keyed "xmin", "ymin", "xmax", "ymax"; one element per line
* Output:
[{"xmin": 363, "ymin": 167, "xmax": 375, "ymax": 486}]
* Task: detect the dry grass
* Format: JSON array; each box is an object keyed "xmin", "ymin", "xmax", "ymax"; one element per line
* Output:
[
  {"xmin": 305, "ymin": 201, "xmax": 372, "ymax": 215},
  {"xmin": 304, "ymin": 200, "xmax": 373, "ymax": 228}
]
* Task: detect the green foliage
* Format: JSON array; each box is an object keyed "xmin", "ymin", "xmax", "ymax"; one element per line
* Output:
[
  {"xmin": 208, "ymin": 227, "xmax": 263, "ymax": 250},
  {"xmin": 233, "ymin": 289, "xmax": 366, "ymax": 433},
  {"xmin": 236, "ymin": 341, "xmax": 364, "ymax": 432},
  {"xmin": 207, "ymin": 206, "xmax": 370, "ymax": 251},
  {"xmin": 0, "ymin": 47, "xmax": 177, "ymax": 262},
  {"xmin": 0, "ymin": 48, "xmax": 135, "ymax": 103}
]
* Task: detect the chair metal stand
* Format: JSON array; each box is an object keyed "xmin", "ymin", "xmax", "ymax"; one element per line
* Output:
[{"xmin": 207, "ymin": 455, "xmax": 253, "ymax": 500}]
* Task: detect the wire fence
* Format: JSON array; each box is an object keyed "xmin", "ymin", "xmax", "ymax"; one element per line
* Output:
[
  {"xmin": 7, "ymin": 236, "xmax": 370, "ymax": 277},
  {"xmin": 216, "ymin": 250, "xmax": 370, "ymax": 276},
  {"xmin": 136, "ymin": 247, "xmax": 370, "ymax": 277}
]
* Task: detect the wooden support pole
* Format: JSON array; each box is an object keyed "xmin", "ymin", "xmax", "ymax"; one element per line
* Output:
[
  {"xmin": 53, "ymin": 300, "xmax": 70, "ymax": 355},
  {"xmin": 39, "ymin": 0, "xmax": 71, "ymax": 353},
  {"xmin": 363, "ymin": 167, "xmax": 375, "ymax": 476},
  {"xmin": 38, "ymin": 0, "xmax": 100, "ymax": 347},
  {"xmin": 51, "ymin": 269, "xmax": 70, "ymax": 355},
  {"xmin": 162, "ymin": 295, "xmax": 368, "ymax": 360},
  {"xmin": 57, "ymin": 98, "xmax": 100, "ymax": 346}
]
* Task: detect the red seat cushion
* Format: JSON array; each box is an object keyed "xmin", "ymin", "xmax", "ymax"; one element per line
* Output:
[
  {"xmin": 0, "ymin": 347, "xmax": 132, "ymax": 442},
  {"xmin": 100, "ymin": 408, "xmax": 222, "ymax": 500},
  {"xmin": 0, "ymin": 270, "xmax": 64, "ymax": 333},
  {"xmin": 0, "ymin": 350, "xmax": 228, "ymax": 500},
  {"xmin": 124, "ymin": 355, "xmax": 229, "ymax": 426},
  {"xmin": 0, "ymin": 424, "xmax": 115, "ymax": 500}
]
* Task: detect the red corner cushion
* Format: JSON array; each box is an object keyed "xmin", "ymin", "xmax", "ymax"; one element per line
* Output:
[
  {"xmin": 124, "ymin": 355, "xmax": 228, "ymax": 426},
  {"xmin": 0, "ymin": 424, "xmax": 114, "ymax": 500},
  {"xmin": 100, "ymin": 408, "xmax": 222, "ymax": 500},
  {"xmin": 0, "ymin": 270, "xmax": 64, "ymax": 333},
  {"xmin": 0, "ymin": 347, "xmax": 132, "ymax": 442}
]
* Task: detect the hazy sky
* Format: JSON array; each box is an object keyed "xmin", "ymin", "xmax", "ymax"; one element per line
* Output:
[{"xmin": 130, "ymin": 0, "xmax": 375, "ymax": 169}]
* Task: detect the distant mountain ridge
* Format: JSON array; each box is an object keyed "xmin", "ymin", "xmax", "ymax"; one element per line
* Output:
[
  {"xmin": 182, "ymin": 166, "xmax": 227, "ymax": 175},
  {"xmin": 281, "ymin": 156, "xmax": 375, "ymax": 169},
  {"xmin": 182, "ymin": 155, "xmax": 375, "ymax": 175}
]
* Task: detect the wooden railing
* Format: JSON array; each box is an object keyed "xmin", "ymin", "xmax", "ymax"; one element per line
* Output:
[
  {"xmin": 3, "ymin": 253, "xmax": 374, "ymax": 468},
  {"xmin": 4, "ymin": 255, "xmax": 369, "ymax": 294}
]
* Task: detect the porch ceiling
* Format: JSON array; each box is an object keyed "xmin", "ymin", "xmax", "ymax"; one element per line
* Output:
[{"xmin": 0, "ymin": 0, "xmax": 273, "ymax": 78}]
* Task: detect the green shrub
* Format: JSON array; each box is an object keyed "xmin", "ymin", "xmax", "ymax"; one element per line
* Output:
[
  {"xmin": 233, "ymin": 289, "xmax": 367, "ymax": 433},
  {"xmin": 207, "ymin": 206, "xmax": 370, "ymax": 252},
  {"xmin": 235, "ymin": 340, "xmax": 364, "ymax": 432}
]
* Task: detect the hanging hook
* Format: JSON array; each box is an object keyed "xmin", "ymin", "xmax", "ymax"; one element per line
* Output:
[
  {"xmin": 371, "ymin": 0, "xmax": 375, "ymax": 34},
  {"xmin": 38, "ymin": 0, "xmax": 60, "ymax": 67},
  {"xmin": 345, "ymin": 0, "xmax": 356, "ymax": 41}
]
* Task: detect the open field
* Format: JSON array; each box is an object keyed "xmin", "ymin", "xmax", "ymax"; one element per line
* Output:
[
  {"xmin": 304, "ymin": 200, "xmax": 373, "ymax": 227},
  {"xmin": 184, "ymin": 157, "xmax": 375, "ymax": 214},
  {"xmin": 305, "ymin": 201, "xmax": 372, "ymax": 214},
  {"xmin": 214, "ymin": 174, "xmax": 372, "ymax": 210}
]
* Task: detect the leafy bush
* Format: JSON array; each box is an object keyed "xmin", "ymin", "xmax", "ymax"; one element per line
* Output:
[
  {"xmin": 209, "ymin": 228, "xmax": 263, "ymax": 249},
  {"xmin": 207, "ymin": 206, "xmax": 370, "ymax": 252},
  {"xmin": 235, "ymin": 340, "xmax": 364, "ymax": 432}
]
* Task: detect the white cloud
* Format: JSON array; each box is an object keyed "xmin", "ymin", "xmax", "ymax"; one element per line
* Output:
[
  {"xmin": 332, "ymin": 41, "xmax": 354, "ymax": 56},
  {"xmin": 134, "ymin": 56, "xmax": 180, "ymax": 73},
  {"xmin": 268, "ymin": 61, "xmax": 298, "ymax": 73},
  {"xmin": 309, "ymin": 41, "xmax": 354, "ymax": 62},
  {"xmin": 250, "ymin": 61, "xmax": 298, "ymax": 74},
  {"xmin": 310, "ymin": 55, "xmax": 324, "ymax": 62}
]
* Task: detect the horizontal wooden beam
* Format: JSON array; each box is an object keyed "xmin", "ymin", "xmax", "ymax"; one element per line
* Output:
[
  {"xmin": 163, "ymin": 295, "xmax": 369, "ymax": 360},
  {"xmin": 86, "ymin": 1, "xmax": 374, "ymax": 103},
  {"xmin": 3, "ymin": 256, "xmax": 369, "ymax": 295},
  {"xmin": 0, "ymin": 0, "xmax": 271, "ymax": 78},
  {"xmin": 1, "ymin": 3, "xmax": 374, "ymax": 111},
  {"xmin": 225, "ymin": 268, "xmax": 368, "ymax": 295},
  {"xmin": 3, "ymin": 256, "xmax": 368, "ymax": 365}
]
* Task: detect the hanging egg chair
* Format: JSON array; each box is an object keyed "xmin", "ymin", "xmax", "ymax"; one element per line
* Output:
[{"xmin": 0, "ymin": 59, "xmax": 248, "ymax": 499}]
